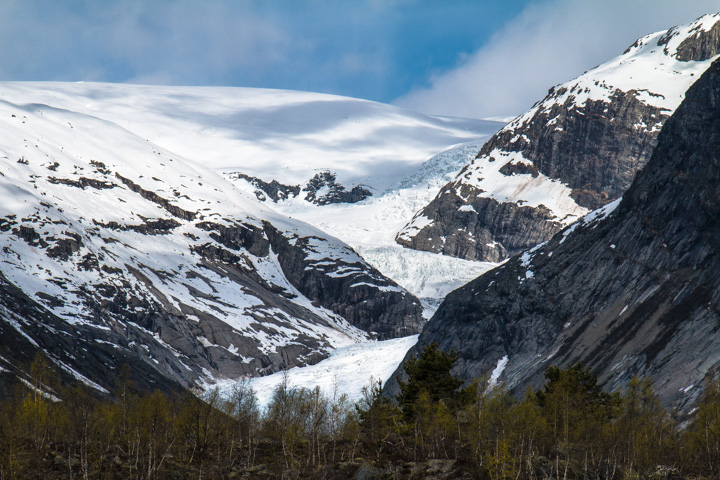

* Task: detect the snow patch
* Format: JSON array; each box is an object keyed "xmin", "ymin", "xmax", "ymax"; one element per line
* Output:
[{"xmin": 489, "ymin": 355, "xmax": 509, "ymax": 388}]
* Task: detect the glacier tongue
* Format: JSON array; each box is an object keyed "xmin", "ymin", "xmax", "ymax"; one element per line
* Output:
[
  {"xmin": 265, "ymin": 141, "xmax": 501, "ymax": 309},
  {"xmin": 217, "ymin": 335, "xmax": 420, "ymax": 410}
]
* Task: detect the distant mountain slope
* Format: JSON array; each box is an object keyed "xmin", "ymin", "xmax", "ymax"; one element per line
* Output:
[
  {"xmin": 0, "ymin": 82, "xmax": 502, "ymax": 310},
  {"xmin": 391, "ymin": 56, "xmax": 720, "ymax": 415},
  {"xmin": 398, "ymin": 13, "xmax": 720, "ymax": 262},
  {"xmin": 0, "ymin": 95, "xmax": 423, "ymax": 396},
  {"xmin": 0, "ymin": 82, "xmax": 497, "ymax": 196}
]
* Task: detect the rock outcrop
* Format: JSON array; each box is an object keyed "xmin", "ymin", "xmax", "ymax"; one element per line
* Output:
[
  {"xmin": 390, "ymin": 57, "xmax": 720, "ymax": 414},
  {"xmin": 229, "ymin": 170, "xmax": 372, "ymax": 206},
  {"xmin": 398, "ymin": 13, "xmax": 720, "ymax": 262}
]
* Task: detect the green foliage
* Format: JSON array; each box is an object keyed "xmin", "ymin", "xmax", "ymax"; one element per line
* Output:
[
  {"xmin": 0, "ymin": 360, "xmax": 719, "ymax": 478},
  {"xmin": 396, "ymin": 342, "xmax": 477, "ymax": 422},
  {"xmin": 615, "ymin": 377, "xmax": 677, "ymax": 472},
  {"xmin": 484, "ymin": 437, "xmax": 517, "ymax": 480},
  {"xmin": 535, "ymin": 363, "xmax": 621, "ymax": 446},
  {"xmin": 681, "ymin": 369, "xmax": 720, "ymax": 476},
  {"xmin": 356, "ymin": 379, "xmax": 403, "ymax": 462}
]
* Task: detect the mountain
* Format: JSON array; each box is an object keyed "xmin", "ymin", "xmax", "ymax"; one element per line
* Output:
[
  {"xmin": 397, "ymin": 13, "xmax": 720, "ymax": 262},
  {"xmin": 390, "ymin": 56, "xmax": 720, "ymax": 414},
  {"xmin": 0, "ymin": 82, "xmax": 503, "ymax": 312},
  {"xmin": 0, "ymin": 82, "xmax": 497, "ymax": 199},
  {"xmin": 0, "ymin": 93, "xmax": 425, "ymax": 397}
]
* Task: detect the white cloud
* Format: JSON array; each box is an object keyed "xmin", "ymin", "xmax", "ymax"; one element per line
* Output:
[
  {"xmin": 0, "ymin": 0, "xmax": 297, "ymax": 86},
  {"xmin": 395, "ymin": 0, "xmax": 720, "ymax": 119}
]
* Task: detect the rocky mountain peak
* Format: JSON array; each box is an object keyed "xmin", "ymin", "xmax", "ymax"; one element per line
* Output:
[
  {"xmin": 390, "ymin": 56, "xmax": 720, "ymax": 415},
  {"xmin": 230, "ymin": 170, "xmax": 372, "ymax": 206},
  {"xmin": 397, "ymin": 13, "xmax": 720, "ymax": 263}
]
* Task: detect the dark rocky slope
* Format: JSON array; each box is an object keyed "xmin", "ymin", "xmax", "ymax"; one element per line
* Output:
[
  {"xmin": 390, "ymin": 56, "xmax": 720, "ymax": 414},
  {"xmin": 398, "ymin": 13, "xmax": 720, "ymax": 262}
]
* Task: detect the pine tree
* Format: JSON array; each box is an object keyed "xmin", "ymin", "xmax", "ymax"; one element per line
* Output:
[
  {"xmin": 356, "ymin": 379, "xmax": 403, "ymax": 461},
  {"xmin": 396, "ymin": 342, "xmax": 476, "ymax": 423}
]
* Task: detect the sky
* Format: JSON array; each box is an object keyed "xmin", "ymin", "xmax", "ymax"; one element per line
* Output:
[{"xmin": 1, "ymin": 0, "xmax": 719, "ymax": 119}]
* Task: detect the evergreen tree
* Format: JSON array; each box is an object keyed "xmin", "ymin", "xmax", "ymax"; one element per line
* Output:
[
  {"xmin": 356, "ymin": 379, "xmax": 403, "ymax": 461},
  {"xmin": 396, "ymin": 342, "xmax": 476, "ymax": 422},
  {"xmin": 534, "ymin": 362, "xmax": 621, "ymax": 471}
]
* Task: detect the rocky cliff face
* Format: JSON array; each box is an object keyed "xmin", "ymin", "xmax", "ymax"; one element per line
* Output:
[
  {"xmin": 390, "ymin": 57, "xmax": 720, "ymax": 414},
  {"xmin": 0, "ymin": 99, "xmax": 422, "ymax": 397},
  {"xmin": 398, "ymin": 13, "xmax": 720, "ymax": 262}
]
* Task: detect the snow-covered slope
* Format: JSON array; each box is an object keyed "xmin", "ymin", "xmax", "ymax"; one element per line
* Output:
[
  {"xmin": 0, "ymin": 92, "xmax": 426, "ymax": 395},
  {"xmin": 398, "ymin": 13, "xmax": 720, "ymax": 263},
  {"xmin": 0, "ymin": 82, "xmax": 497, "ymax": 195},
  {"xmin": 0, "ymin": 82, "xmax": 502, "ymax": 309}
]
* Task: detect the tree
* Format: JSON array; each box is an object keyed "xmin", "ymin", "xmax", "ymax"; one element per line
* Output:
[
  {"xmin": 395, "ymin": 343, "xmax": 477, "ymax": 461},
  {"xmin": 535, "ymin": 363, "xmax": 620, "ymax": 445},
  {"xmin": 356, "ymin": 378, "xmax": 403, "ymax": 462},
  {"xmin": 682, "ymin": 370, "xmax": 720, "ymax": 477},
  {"xmin": 396, "ymin": 342, "xmax": 476, "ymax": 423},
  {"xmin": 614, "ymin": 377, "xmax": 676, "ymax": 472},
  {"xmin": 224, "ymin": 378, "xmax": 260, "ymax": 468},
  {"xmin": 262, "ymin": 374, "xmax": 310, "ymax": 470}
]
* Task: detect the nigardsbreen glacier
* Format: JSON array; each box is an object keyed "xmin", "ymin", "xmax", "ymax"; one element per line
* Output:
[{"xmin": 2, "ymin": 12, "xmax": 720, "ymax": 414}]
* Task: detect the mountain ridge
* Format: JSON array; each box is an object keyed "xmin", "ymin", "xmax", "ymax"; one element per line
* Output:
[
  {"xmin": 389, "ymin": 55, "xmax": 720, "ymax": 415},
  {"xmin": 398, "ymin": 12, "xmax": 720, "ymax": 263},
  {"xmin": 0, "ymin": 94, "xmax": 423, "ymax": 396}
]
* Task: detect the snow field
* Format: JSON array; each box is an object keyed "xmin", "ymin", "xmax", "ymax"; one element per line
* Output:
[{"xmin": 217, "ymin": 335, "xmax": 419, "ymax": 410}]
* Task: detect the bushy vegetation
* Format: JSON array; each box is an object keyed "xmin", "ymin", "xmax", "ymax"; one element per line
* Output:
[{"xmin": 1, "ymin": 347, "xmax": 720, "ymax": 479}]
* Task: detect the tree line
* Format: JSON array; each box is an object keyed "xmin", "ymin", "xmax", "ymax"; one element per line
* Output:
[{"xmin": 1, "ymin": 345, "xmax": 720, "ymax": 479}]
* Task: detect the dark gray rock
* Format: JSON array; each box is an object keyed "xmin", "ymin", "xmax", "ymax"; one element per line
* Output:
[
  {"xmin": 674, "ymin": 20, "xmax": 720, "ymax": 61},
  {"xmin": 264, "ymin": 223, "xmax": 423, "ymax": 339},
  {"xmin": 483, "ymin": 90, "xmax": 668, "ymax": 211},
  {"xmin": 228, "ymin": 170, "xmax": 372, "ymax": 206},
  {"xmin": 303, "ymin": 171, "xmax": 372, "ymax": 205},
  {"xmin": 230, "ymin": 173, "xmax": 301, "ymax": 202},
  {"xmin": 0, "ymin": 269, "xmax": 186, "ymax": 397},
  {"xmin": 396, "ymin": 185, "xmax": 560, "ymax": 262},
  {"xmin": 389, "ymin": 58, "xmax": 720, "ymax": 415}
]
